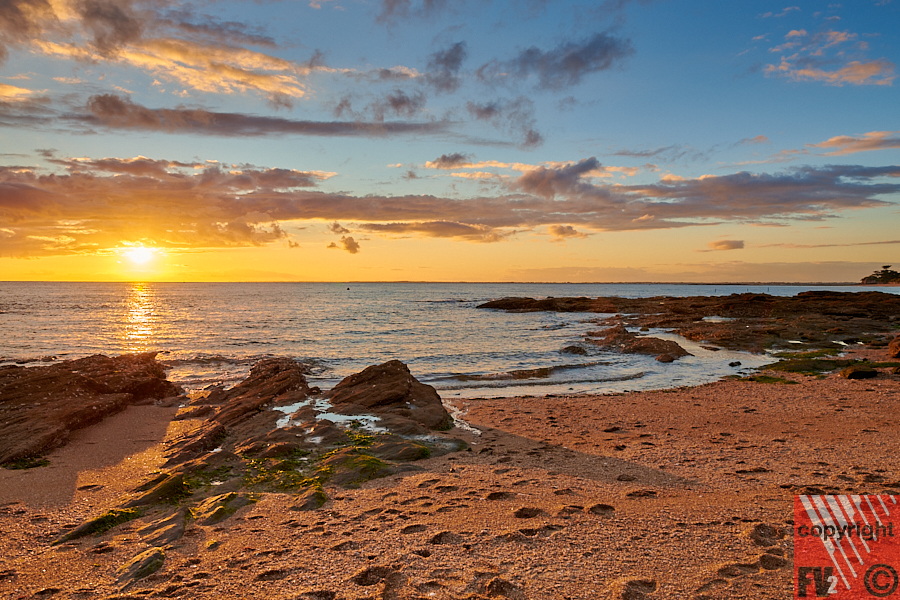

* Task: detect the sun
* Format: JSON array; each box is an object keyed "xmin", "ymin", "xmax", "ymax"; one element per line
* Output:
[{"xmin": 124, "ymin": 246, "xmax": 155, "ymax": 264}]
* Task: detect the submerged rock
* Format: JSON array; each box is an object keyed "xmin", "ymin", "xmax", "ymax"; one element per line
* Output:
[{"xmin": 0, "ymin": 352, "xmax": 182, "ymax": 464}]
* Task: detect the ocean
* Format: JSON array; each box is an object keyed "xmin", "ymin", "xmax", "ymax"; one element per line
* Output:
[{"xmin": 1, "ymin": 282, "xmax": 895, "ymax": 399}]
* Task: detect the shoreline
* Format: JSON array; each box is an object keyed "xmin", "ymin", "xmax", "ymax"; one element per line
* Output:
[{"xmin": 2, "ymin": 344, "xmax": 898, "ymax": 597}]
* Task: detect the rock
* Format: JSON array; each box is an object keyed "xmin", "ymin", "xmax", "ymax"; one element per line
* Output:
[
  {"xmin": 729, "ymin": 361, "xmax": 742, "ymax": 367},
  {"xmin": 123, "ymin": 473, "xmax": 189, "ymax": 508},
  {"xmin": 193, "ymin": 492, "xmax": 250, "ymax": 525},
  {"xmin": 116, "ymin": 547, "xmax": 165, "ymax": 585},
  {"xmin": 560, "ymin": 345, "xmax": 588, "ymax": 355},
  {"xmin": 327, "ymin": 360, "xmax": 453, "ymax": 431},
  {"xmin": 52, "ymin": 508, "xmax": 142, "ymax": 545},
  {"xmin": 136, "ymin": 508, "xmax": 189, "ymax": 547},
  {"xmin": 0, "ymin": 353, "xmax": 181, "ymax": 464},
  {"xmin": 890, "ymin": 335, "xmax": 900, "ymax": 359},
  {"xmin": 655, "ymin": 354, "xmax": 674, "ymax": 363},
  {"xmin": 211, "ymin": 358, "xmax": 312, "ymax": 428},
  {"xmin": 840, "ymin": 365, "xmax": 878, "ymax": 379},
  {"xmin": 587, "ymin": 325, "xmax": 691, "ymax": 359}
]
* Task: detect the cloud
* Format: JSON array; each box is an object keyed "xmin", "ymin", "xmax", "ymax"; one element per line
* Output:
[
  {"xmin": 2, "ymin": 155, "xmax": 898, "ymax": 257},
  {"xmin": 357, "ymin": 221, "xmax": 512, "ymax": 242},
  {"xmin": 701, "ymin": 239, "xmax": 745, "ymax": 252},
  {"xmin": 0, "ymin": 0, "xmax": 56, "ymax": 64},
  {"xmin": 369, "ymin": 89, "xmax": 427, "ymax": 121},
  {"xmin": 757, "ymin": 239, "xmax": 900, "ymax": 249},
  {"xmin": 477, "ymin": 32, "xmax": 634, "ymax": 90},
  {"xmin": 766, "ymin": 58, "xmax": 896, "ymax": 86},
  {"xmin": 739, "ymin": 135, "xmax": 770, "ymax": 145},
  {"xmin": 74, "ymin": 93, "xmax": 447, "ymax": 137},
  {"xmin": 548, "ymin": 224, "xmax": 588, "ymax": 240},
  {"xmin": 764, "ymin": 28, "xmax": 897, "ymax": 86},
  {"xmin": 760, "ymin": 6, "xmax": 800, "ymax": 18},
  {"xmin": 77, "ymin": 0, "xmax": 144, "ymax": 57},
  {"xmin": 425, "ymin": 152, "xmax": 471, "ymax": 169},
  {"xmin": 807, "ymin": 131, "xmax": 900, "ymax": 155},
  {"xmin": 466, "ymin": 97, "xmax": 542, "ymax": 148},
  {"xmin": 375, "ymin": 0, "xmax": 451, "ymax": 23},
  {"xmin": 327, "ymin": 235, "xmax": 360, "ymax": 253},
  {"xmin": 426, "ymin": 42, "xmax": 467, "ymax": 93},
  {"xmin": 0, "ymin": 83, "xmax": 33, "ymax": 100}
]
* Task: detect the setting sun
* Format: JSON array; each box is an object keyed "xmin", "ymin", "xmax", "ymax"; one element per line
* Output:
[{"xmin": 124, "ymin": 247, "xmax": 155, "ymax": 264}]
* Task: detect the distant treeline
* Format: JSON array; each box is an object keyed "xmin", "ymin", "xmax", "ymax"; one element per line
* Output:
[{"xmin": 862, "ymin": 265, "xmax": 900, "ymax": 284}]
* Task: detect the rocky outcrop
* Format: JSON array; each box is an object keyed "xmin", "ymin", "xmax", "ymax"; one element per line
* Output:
[
  {"xmin": 587, "ymin": 325, "xmax": 691, "ymax": 359},
  {"xmin": 0, "ymin": 353, "xmax": 181, "ymax": 464},
  {"xmin": 480, "ymin": 291, "xmax": 900, "ymax": 353},
  {"xmin": 327, "ymin": 360, "xmax": 453, "ymax": 432}
]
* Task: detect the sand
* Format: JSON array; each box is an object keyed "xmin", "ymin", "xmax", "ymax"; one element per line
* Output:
[{"xmin": 0, "ymin": 347, "xmax": 898, "ymax": 599}]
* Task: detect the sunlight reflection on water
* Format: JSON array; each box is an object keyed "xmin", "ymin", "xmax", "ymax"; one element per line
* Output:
[{"xmin": 123, "ymin": 284, "xmax": 156, "ymax": 353}]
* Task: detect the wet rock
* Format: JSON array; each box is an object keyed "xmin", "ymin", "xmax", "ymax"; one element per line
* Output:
[
  {"xmin": 560, "ymin": 345, "xmax": 588, "ymax": 355},
  {"xmin": 587, "ymin": 325, "xmax": 691, "ymax": 359},
  {"xmin": 327, "ymin": 360, "xmax": 453, "ymax": 431},
  {"xmin": 840, "ymin": 365, "xmax": 878, "ymax": 379},
  {"xmin": 0, "ymin": 353, "xmax": 181, "ymax": 464},
  {"xmin": 117, "ymin": 547, "xmax": 165, "ymax": 585},
  {"xmin": 655, "ymin": 354, "xmax": 675, "ymax": 363}
]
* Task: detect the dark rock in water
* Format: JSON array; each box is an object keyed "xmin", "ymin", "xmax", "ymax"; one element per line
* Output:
[
  {"xmin": 327, "ymin": 360, "xmax": 453, "ymax": 431},
  {"xmin": 0, "ymin": 352, "xmax": 182, "ymax": 464},
  {"xmin": 840, "ymin": 365, "xmax": 878, "ymax": 379},
  {"xmin": 587, "ymin": 324, "xmax": 691, "ymax": 359},
  {"xmin": 890, "ymin": 335, "xmax": 900, "ymax": 359},
  {"xmin": 117, "ymin": 547, "xmax": 165, "ymax": 585},
  {"xmin": 655, "ymin": 354, "xmax": 675, "ymax": 363},
  {"xmin": 560, "ymin": 345, "xmax": 588, "ymax": 355},
  {"xmin": 729, "ymin": 361, "xmax": 742, "ymax": 367}
]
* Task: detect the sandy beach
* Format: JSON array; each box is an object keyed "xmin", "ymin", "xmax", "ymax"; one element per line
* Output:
[{"xmin": 1, "ymin": 341, "xmax": 898, "ymax": 600}]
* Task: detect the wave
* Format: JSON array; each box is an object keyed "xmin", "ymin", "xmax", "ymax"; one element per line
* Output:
[
  {"xmin": 453, "ymin": 361, "xmax": 608, "ymax": 382},
  {"xmin": 437, "ymin": 371, "xmax": 645, "ymax": 390}
]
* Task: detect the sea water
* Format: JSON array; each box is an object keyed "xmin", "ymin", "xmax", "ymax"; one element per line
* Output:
[{"xmin": 0, "ymin": 282, "xmax": 894, "ymax": 399}]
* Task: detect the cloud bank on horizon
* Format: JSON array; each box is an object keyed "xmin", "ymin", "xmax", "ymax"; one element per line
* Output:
[{"xmin": 0, "ymin": 0, "xmax": 898, "ymax": 280}]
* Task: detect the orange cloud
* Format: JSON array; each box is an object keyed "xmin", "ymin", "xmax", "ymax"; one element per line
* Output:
[
  {"xmin": 807, "ymin": 131, "xmax": 900, "ymax": 155},
  {"xmin": 702, "ymin": 240, "xmax": 744, "ymax": 252},
  {"xmin": 2, "ymin": 155, "xmax": 898, "ymax": 258},
  {"xmin": 0, "ymin": 83, "xmax": 34, "ymax": 99}
]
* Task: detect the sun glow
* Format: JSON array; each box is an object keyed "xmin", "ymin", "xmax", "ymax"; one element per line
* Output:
[{"xmin": 124, "ymin": 246, "xmax": 155, "ymax": 264}]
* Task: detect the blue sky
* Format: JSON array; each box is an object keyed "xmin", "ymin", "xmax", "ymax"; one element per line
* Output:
[{"xmin": 1, "ymin": 0, "xmax": 898, "ymax": 281}]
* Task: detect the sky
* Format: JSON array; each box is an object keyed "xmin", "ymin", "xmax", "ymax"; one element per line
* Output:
[{"xmin": 0, "ymin": 0, "xmax": 899, "ymax": 282}]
